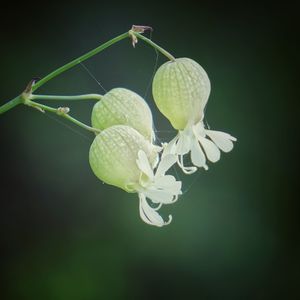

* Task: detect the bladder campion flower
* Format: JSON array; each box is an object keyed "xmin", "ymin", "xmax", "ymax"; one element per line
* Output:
[
  {"xmin": 91, "ymin": 88, "xmax": 154, "ymax": 141},
  {"xmin": 0, "ymin": 25, "xmax": 238, "ymax": 228},
  {"xmin": 89, "ymin": 125, "xmax": 182, "ymax": 227},
  {"xmin": 152, "ymin": 57, "xmax": 237, "ymax": 173}
]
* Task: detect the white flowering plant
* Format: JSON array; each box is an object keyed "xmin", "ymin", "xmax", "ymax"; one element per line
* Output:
[{"xmin": 0, "ymin": 25, "xmax": 236, "ymax": 227}]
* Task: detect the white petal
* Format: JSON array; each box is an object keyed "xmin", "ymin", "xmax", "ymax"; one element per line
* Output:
[
  {"xmin": 197, "ymin": 136, "xmax": 221, "ymax": 163},
  {"xmin": 190, "ymin": 137, "xmax": 208, "ymax": 169},
  {"xmin": 165, "ymin": 181, "xmax": 182, "ymax": 195},
  {"xmin": 139, "ymin": 193, "xmax": 172, "ymax": 227},
  {"xmin": 205, "ymin": 130, "xmax": 237, "ymax": 152},
  {"xmin": 136, "ymin": 150, "xmax": 154, "ymax": 180},
  {"xmin": 154, "ymin": 202, "xmax": 163, "ymax": 211},
  {"xmin": 176, "ymin": 131, "xmax": 192, "ymax": 155},
  {"xmin": 155, "ymin": 175, "xmax": 176, "ymax": 189},
  {"xmin": 162, "ymin": 136, "xmax": 178, "ymax": 157},
  {"xmin": 193, "ymin": 122, "xmax": 206, "ymax": 138},
  {"xmin": 177, "ymin": 155, "xmax": 197, "ymax": 174},
  {"xmin": 154, "ymin": 175, "xmax": 182, "ymax": 196},
  {"xmin": 153, "ymin": 145, "xmax": 163, "ymax": 153},
  {"xmin": 144, "ymin": 189, "xmax": 177, "ymax": 204},
  {"xmin": 156, "ymin": 154, "xmax": 177, "ymax": 177}
]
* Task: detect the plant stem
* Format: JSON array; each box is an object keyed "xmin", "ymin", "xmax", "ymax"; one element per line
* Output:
[
  {"xmin": 0, "ymin": 27, "xmax": 176, "ymax": 116},
  {"xmin": 32, "ymin": 32, "xmax": 130, "ymax": 92},
  {"xmin": 130, "ymin": 31, "xmax": 176, "ymax": 61},
  {"xmin": 30, "ymin": 94, "xmax": 102, "ymax": 101},
  {"xmin": 32, "ymin": 30, "xmax": 176, "ymax": 93},
  {"xmin": 25, "ymin": 99, "xmax": 100, "ymax": 134},
  {"xmin": 0, "ymin": 96, "xmax": 23, "ymax": 115}
]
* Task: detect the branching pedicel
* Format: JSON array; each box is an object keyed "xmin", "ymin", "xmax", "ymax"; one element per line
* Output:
[{"xmin": 0, "ymin": 25, "xmax": 236, "ymax": 227}]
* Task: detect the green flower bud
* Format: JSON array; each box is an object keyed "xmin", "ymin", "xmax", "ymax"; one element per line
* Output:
[
  {"xmin": 152, "ymin": 57, "xmax": 211, "ymax": 130},
  {"xmin": 91, "ymin": 88, "xmax": 154, "ymax": 141}
]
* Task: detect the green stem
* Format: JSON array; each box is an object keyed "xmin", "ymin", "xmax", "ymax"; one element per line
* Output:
[
  {"xmin": 0, "ymin": 96, "xmax": 23, "ymax": 114},
  {"xmin": 0, "ymin": 28, "xmax": 176, "ymax": 117},
  {"xmin": 131, "ymin": 31, "xmax": 176, "ymax": 61},
  {"xmin": 32, "ymin": 32, "xmax": 130, "ymax": 92},
  {"xmin": 30, "ymin": 94, "xmax": 102, "ymax": 101},
  {"xmin": 25, "ymin": 99, "xmax": 100, "ymax": 134}
]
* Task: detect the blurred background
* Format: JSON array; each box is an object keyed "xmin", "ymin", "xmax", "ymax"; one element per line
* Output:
[{"xmin": 0, "ymin": 1, "xmax": 298, "ymax": 299}]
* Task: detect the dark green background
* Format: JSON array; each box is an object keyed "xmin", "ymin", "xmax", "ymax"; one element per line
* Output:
[{"xmin": 0, "ymin": 1, "xmax": 298, "ymax": 299}]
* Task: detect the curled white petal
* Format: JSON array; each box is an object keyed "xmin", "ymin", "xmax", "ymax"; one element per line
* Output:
[
  {"xmin": 138, "ymin": 193, "xmax": 172, "ymax": 227},
  {"xmin": 177, "ymin": 155, "xmax": 197, "ymax": 174},
  {"xmin": 154, "ymin": 202, "xmax": 163, "ymax": 211},
  {"xmin": 205, "ymin": 130, "xmax": 237, "ymax": 152}
]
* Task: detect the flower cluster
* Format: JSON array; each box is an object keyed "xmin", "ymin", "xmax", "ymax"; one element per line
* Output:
[{"xmin": 89, "ymin": 58, "xmax": 236, "ymax": 227}]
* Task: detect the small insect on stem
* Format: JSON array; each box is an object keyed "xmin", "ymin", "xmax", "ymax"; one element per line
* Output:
[
  {"xmin": 22, "ymin": 78, "xmax": 41, "ymax": 106},
  {"xmin": 23, "ymin": 80, "xmax": 34, "ymax": 94},
  {"xmin": 131, "ymin": 25, "xmax": 153, "ymax": 33},
  {"xmin": 23, "ymin": 78, "xmax": 40, "ymax": 94},
  {"xmin": 130, "ymin": 25, "xmax": 153, "ymax": 48}
]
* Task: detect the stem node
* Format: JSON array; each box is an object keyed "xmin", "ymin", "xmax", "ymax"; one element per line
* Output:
[{"xmin": 57, "ymin": 107, "xmax": 70, "ymax": 115}]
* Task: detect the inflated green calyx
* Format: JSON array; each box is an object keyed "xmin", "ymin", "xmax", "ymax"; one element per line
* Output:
[
  {"xmin": 92, "ymin": 88, "xmax": 154, "ymax": 141},
  {"xmin": 152, "ymin": 58, "xmax": 211, "ymax": 130},
  {"xmin": 89, "ymin": 125, "xmax": 158, "ymax": 192}
]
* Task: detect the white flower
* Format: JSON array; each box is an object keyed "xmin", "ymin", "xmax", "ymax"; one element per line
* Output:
[
  {"xmin": 163, "ymin": 121, "xmax": 237, "ymax": 174},
  {"xmin": 136, "ymin": 150, "xmax": 182, "ymax": 227},
  {"xmin": 89, "ymin": 125, "xmax": 181, "ymax": 227},
  {"xmin": 152, "ymin": 57, "xmax": 237, "ymax": 173}
]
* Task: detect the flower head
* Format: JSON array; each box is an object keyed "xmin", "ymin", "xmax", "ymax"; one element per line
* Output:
[
  {"xmin": 92, "ymin": 88, "xmax": 154, "ymax": 141},
  {"xmin": 153, "ymin": 57, "xmax": 236, "ymax": 173},
  {"xmin": 89, "ymin": 125, "xmax": 182, "ymax": 227}
]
